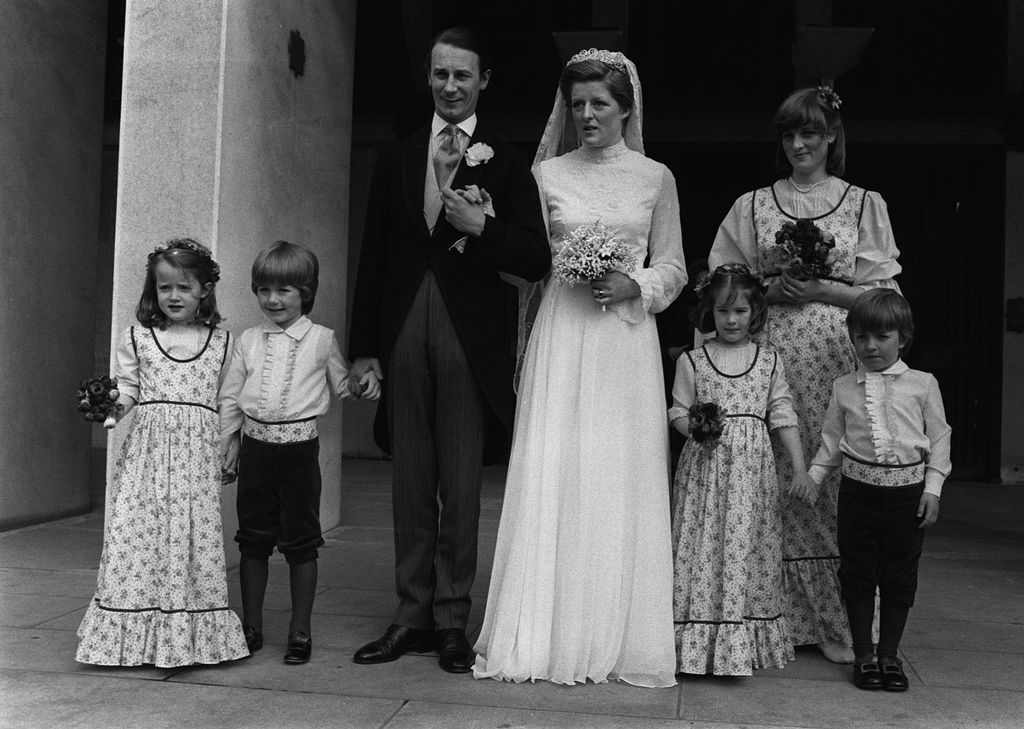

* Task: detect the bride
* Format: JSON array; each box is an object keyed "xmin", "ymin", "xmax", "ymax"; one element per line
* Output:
[{"xmin": 473, "ymin": 48, "xmax": 686, "ymax": 687}]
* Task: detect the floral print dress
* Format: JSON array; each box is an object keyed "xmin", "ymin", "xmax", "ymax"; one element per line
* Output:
[
  {"xmin": 670, "ymin": 341, "xmax": 796, "ymax": 675},
  {"xmin": 76, "ymin": 326, "xmax": 248, "ymax": 667},
  {"xmin": 709, "ymin": 177, "xmax": 902, "ymax": 647}
]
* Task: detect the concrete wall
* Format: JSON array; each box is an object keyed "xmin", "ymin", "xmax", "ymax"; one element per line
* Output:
[
  {"xmin": 112, "ymin": 0, "xmax": 356, "ymax": 557},
  {"xmin": 0, "ymin": 1, "xmax": 108, "ymax": 529}
]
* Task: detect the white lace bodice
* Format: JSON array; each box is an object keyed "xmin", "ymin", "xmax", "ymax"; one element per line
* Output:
[{"xmin": 535, "ymin": 140, "xmax": 687, "ymax": 322}]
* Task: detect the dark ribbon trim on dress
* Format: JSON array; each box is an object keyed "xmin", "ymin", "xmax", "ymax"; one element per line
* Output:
[
  {"xmin": 138, "ymin": 400, "xmax": 217, "ymax": 413},
  {"xmin": 245, "ymin": 414, "xmax": 316, "ymax": 425},
  {"xmin": 94, "ymin": 600, "xmax": 232, "ymax": 615},
  {"xmin": 783, "ymin": 555, "xmax": 840, "ymax": 562},
  {"xmin": 725, "ymin": 413, "xmax": 768, "ymax": 425},
  {"xmin": 675, "ymin": 613, "xmax": 785, "ymax": 626},
  {"xmin": 762, "ymin": 271, "xmax": 855, "ymax": 286}
]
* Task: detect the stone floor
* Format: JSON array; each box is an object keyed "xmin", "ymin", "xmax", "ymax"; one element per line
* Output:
[{"xmin": 2, "ymin": 459, "xmax": 1022, "ymax": 729}]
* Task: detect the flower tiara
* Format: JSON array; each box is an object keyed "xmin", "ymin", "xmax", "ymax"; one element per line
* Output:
[
  {"xmin": 151, "ymin": 238, "xmax": 221, "ymax": 282},
  {"xmin": 567, "ymin": 48, "xmax": 627, "ymax": 73},
  {"xmin": 693, "ymin": 263, "xmax": 766, "ymax": 297},
  {"xmin": 816, "ymin": 85, "xmax": 842, "ymax": 111}
]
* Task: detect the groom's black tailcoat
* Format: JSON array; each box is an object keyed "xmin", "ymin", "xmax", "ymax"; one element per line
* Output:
[{"xmin": 349, "ymin": 122, "xmax": 550, "ymax": 462}]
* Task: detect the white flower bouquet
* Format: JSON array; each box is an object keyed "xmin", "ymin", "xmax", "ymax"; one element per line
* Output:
[{"xmin": 552, "ymin": 221, "xmax": 637, "ymax": 286}]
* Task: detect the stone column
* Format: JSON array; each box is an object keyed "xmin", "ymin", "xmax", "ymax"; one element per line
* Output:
[
  {"xmin": 0, "ymin": 1, "xmax": 108, "ymax": 530},
  {"xmin": 113, "ymin": 0, "xmax": 356, "ymax": 558}
]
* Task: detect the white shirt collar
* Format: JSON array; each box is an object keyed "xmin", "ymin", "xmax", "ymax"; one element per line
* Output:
[
  {"xmin": 261, "ymin": 315, "xmax": 312, "ymax": 340},
  {"xmin": 431, "ymin": 112, "xmax": 477, "ymax": 140},
  {"xmin": 856, "ymin": 358, "xmax": 909, "ymax": 382}
]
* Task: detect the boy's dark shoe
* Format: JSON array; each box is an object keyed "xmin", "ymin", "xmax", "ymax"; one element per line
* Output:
[
  {"xmin": 880, "ymin": 659, "xmax": 909, "ymax": 691},
  {"xmin": 353, "ymin": 624, "xmax": 434, "ymax": 664},
  {"xmin": 853, "ymin": 661, "xmax": 884, "ymax": 690},
  {"xmin": 243, "ymin": 625, "xmax": 263, "ymax": 654},
  {"xmin": 283, "ymin": 631, "xmax": 312, "ymax": 665},
  {"xmin": 436, "ymin": 628, "xmax": 474, "ymax": 673}
]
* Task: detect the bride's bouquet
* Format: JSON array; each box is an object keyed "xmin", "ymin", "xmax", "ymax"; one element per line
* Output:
[
  {"xmin": 688, "ymin": 401, "xmax": 727, "ymax": 445},
  {"xmin": 552, "ymin": 220, "xmax": 637, "ymax": 286},
  {"xmin": 774, "ymin": 218, "xmax": 835, "ymax": 279},
  {"xmin": 77, "ymin": 375, "xmax": 124, "ymax": 429}
]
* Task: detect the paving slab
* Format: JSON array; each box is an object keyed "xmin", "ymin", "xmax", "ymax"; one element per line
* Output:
[
  {"xmin": 905, "ymin": 646, "xmax": 1024, "ymax": 691},
  {"xmin": 0, "ymin": 668, "xmax": 402, "ymax": 729}
]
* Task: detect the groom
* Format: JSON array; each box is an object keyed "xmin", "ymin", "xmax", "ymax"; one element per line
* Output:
[{"xmin": 348, "ymin": 27, "xmax": 549, "ymax": 673}]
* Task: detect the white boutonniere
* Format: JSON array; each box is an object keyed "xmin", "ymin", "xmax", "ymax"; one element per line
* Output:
[{"xmin": 464, "ymin": 142, "xmax": 494, "ymax": 167}]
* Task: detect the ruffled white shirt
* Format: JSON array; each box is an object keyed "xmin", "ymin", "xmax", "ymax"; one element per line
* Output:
[
  {"xmin": 219, "ymin": 316, "xmax": 350, "ymax": 441},
  {"xmin": 808, "ymin": 359, "xmax": 952, "ymax": 496}
]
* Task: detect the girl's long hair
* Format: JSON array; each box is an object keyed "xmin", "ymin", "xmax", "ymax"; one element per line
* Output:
[{"xmin": 136, "ymin": 238, "xmax": 222, "ymax": 327}]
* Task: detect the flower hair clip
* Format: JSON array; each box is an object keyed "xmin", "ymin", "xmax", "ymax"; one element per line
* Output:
[
  {"xmin": 151, "ymin": 238, "xmax": 221, "ymax": 282},
  {"xmin": 816, "ymin": 85, "xmax": 842, "ymax": 111},
  {"xmin": 695, "ymin": 263, "xmax": 767, "ymax": 297},
  {"xmin": 567, "ymin": 48, "xmax": 627, "ymax": 72}
]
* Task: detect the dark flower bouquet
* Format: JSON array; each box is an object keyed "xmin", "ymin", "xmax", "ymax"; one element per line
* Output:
[
  {"xmin": 774, "ymin": 218, "xmax": 835, "ymax": 279},
  {"xmin": 552, "ymin": 220, "xmax": 637, "ymax": 287},
  {"xmin": 688, "ymin": 402, "xmax": 727, "ymax": 444},
  {"xmin": 77, "ymin": 375, "xmax": 123, "ymax": 429}
]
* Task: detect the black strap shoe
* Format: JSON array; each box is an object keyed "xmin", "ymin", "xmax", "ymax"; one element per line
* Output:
[
  {"xmin": 283, "ymin": 631, "xmax": 312, "ymax": 665},
  {"xmin": 353, "ymin": 624, "xmax": 434, "ymax": 664},
  {"xmin": 853, "ymin": 661, "xmax": 884, "ymax": 690},
  {"xmin": 436, "ymin": 628, "xmax": 474, "ymax": 674},
  {"xmin": 880, "ymin": 660, "xmax": 909, "ymax": 691}
]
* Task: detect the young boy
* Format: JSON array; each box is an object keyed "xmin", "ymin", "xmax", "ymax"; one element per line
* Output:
[
  {"xmin": 792, "ymin": 288, "xmax": 951, "ymax": 692},
  {"xmin": 220, "ymin": 241, "xmax": 368, "ymax": 664}
]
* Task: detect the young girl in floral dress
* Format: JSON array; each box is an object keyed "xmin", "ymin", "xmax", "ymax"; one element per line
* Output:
[
  {"xmin": 76, "ymin": 239, "xmax": 248, "ymax": 667},
  {"xmin": 669, "ymin": 264, "xmax": 804, "ymax": 676}
]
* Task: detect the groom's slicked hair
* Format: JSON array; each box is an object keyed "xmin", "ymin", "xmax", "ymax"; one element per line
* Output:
[{"xmin": 427, "ymin": 27, "xmax": 492, "ymax": 75}]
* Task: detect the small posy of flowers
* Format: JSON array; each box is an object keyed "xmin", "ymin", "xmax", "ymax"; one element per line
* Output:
[
  {"xmin": 552, "ymin": 221, "xmax": 637, "ymax": 286},
  {"xmin": 77, "ymin": 375, "xmax": 123, "ymax": 429},
  {"xmin": 688, "ymin": 402, "xmax": 727, "ymax": 444},
  {"xmin": 775, "ymin": 218, "xmax": 835, "ymax": 279},
  {"xmin": 464, "ymin": 142, "xmax": 494, "ymax": 167}
]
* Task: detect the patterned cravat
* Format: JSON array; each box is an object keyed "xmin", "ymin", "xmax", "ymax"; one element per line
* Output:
[{"xmin": 433, "ymin": 123, "xmax": 462, "ymax": 190}]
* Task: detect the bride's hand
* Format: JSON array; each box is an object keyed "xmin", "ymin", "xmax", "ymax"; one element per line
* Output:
[{"xmin": 591, "ymin": 271, "xmax": 641, "ymax": 306}]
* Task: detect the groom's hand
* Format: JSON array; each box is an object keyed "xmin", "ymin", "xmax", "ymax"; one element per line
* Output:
[
  {"xmin": 442, "ymin": 187, "xmax": 486, "ymax": 237},
  {"xmin": 349, "ymin": 357, "xmax": 383, "ymax": 399}
]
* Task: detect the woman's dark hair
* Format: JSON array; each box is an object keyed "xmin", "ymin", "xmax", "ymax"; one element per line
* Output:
[
  {"xmin": 426, "ymin": 27, "xmax": 491, "ymax": 75},
  {"xmin": 846, "ymin": 288, "xmax": 915, "ymax": 354},
  {"xmin": 251, "ymin": 240, "xmax": 319, "ymax": 314},
  {"xmin": 559, "ymin": 59, "xmax": 634, "ymax": 116},
  {"xmin": 773, "ymin": 87, "xmax": 846, "ymax": 177},
  {"xmin": 136, "ymin": 238, "xmax": 221, "ymax": 328},
  {"xmin": 695, "ymin": 265, "xmax": 768, "ymax": 335}
]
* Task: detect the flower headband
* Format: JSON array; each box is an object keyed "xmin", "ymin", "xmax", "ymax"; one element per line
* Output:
[
  {"xmin": 816, "ymin": 85, "xmax": 842, "ymax": 111},
  {"xmin": 693, "ymin": 263, "xmax": 766, "ymax": 298},
  {"xmin": 567, "ymin": 47, "xmax": 627, "ymax": 73},
  {"xmin": 150, "ymin": 238, "xmax": 221, "ymax": 282}
]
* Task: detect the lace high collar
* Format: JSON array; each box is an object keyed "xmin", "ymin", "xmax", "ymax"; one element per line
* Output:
[{"xmin": 577, "ymin": 138, "xmax": 631, "ymax": 163}]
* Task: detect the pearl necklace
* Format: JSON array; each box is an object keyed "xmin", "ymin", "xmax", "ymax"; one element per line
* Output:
[{"xmin": 788, "ymin": 175, "xmax": 831, "ymax": 193}]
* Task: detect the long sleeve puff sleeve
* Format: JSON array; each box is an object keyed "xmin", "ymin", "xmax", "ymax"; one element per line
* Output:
[
  {"xmin": 628, "ymin": 166, "xmax": 687, "ymax": 315},
  {"xmin": 708, "ymin": 193, "xmax": 758, "ymax": 272},
  {"xmin": 807, "ymin": 382, "xmax": 845, "ymax": 484},
  {"xmin": 668, "ymin": 351, "xmax": 697, "ymax": 432},
  {"xmin": 326, "ymin": 334, "xmax": 353, "ymax": 400},
  {"xmin": 854, "ymin": 192, "xmax": 902, "ymax": 290},
  {"xmin": 922, "ymin": 374, "xmax": 952, "ymax": 497},
  {"xmin": 766, "ymin": 352, "xmax": 798, "ymax": 431},
  {"xmin": 218, "ymin": 333, "xmax": 247, "ymax": 444},
  {"xmin": 113, "ymin": 327, "xmax": 140, "ymax": 404}
]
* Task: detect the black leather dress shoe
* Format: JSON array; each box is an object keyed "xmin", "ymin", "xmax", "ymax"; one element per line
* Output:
[
  {"xmin": 436, "ymin": 628, "xmax": 474, "ymax": 674},
  {"xmin": 353, "ymin": 624, "xmax": 434, "ymax": 664},
  {"xmin": 852, "ymin": 661, "xmax": 884, "ymax": 690},
  {"xmin": 243, "ymin": 625, "xmax": 263, "ymax": 654},
  {"xmin": 283, "ymin": 631, "xmax": 312, "ymax": 665},
  {"xmin": 880, "ymin": 660, "xmax": 909, "ymax": 691}
]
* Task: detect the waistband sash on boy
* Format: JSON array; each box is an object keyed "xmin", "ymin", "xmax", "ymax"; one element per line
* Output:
[
  {"xmin": 243, "ymin": 414, "xmax": 318, "ymax": 444},
  {"xmin": 842, "ymin": 455, "xmax": 925, "ymax": 488}
]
